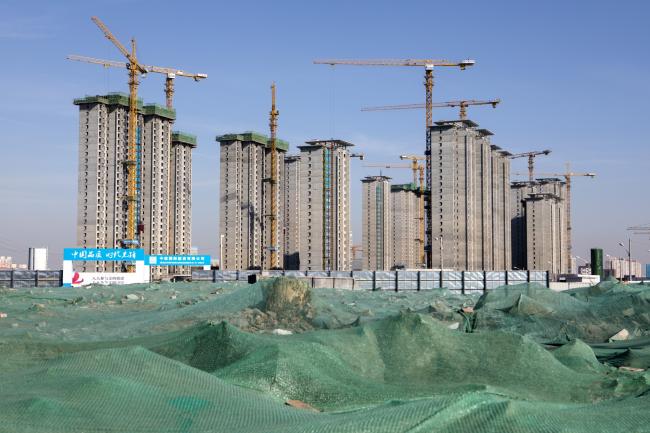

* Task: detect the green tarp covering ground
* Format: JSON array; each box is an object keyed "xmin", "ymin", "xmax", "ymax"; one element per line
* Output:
[{"xmin": 1, "ymin": 278, "xmax": 650, "ymax": 432}]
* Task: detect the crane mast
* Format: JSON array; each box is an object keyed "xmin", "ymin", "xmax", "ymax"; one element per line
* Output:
[
  {"xmin": 509, "ymin": 149, "xmax": 551, "ymax": 182},
  {"xmin": 269, "ymin": 83, "xmax": 280, "ymax": 269}
]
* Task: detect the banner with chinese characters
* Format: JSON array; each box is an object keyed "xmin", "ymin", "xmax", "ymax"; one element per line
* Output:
[
  {"xmin": 64, "ymin": 248, "xmax": 145, "ymax": 261},
  {"xmin": 147, "ymin": 255, "xmax": 211, "ymax": 266}
]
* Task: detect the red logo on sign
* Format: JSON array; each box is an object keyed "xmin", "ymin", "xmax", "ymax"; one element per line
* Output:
[{"xmin": 72, "ymin": 272, "xmax": 84, "ymax": 285}]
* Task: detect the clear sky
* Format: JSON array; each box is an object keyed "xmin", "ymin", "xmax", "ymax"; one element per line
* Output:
[{"xmin": 1, "ymin": 0, "xmax": 649, "ymax": 268}]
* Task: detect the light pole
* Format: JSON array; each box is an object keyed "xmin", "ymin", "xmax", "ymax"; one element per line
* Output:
[
  {"xmin": 219, "ymin": 234, "xmax": 225, "ymax": 270},
  {"xmin": 434, "ymin": 236, "xmax": 443, "ymax": 270},
  {"xmin": 618, "ymin": 239, "xmax": 632, "ymax": 282}
]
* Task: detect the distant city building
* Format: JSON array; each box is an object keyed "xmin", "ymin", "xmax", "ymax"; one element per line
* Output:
[
  {"xmin": 361, "ymin": 175, "xmax": 392, "ymax": 271},
  {"xmin": 217, "ymin": 132, "xmax": 288, "ymax": 270},
  {"xmin": 429, "ymin": 120, "xmax": 511, "ymax": 270},
  {"xmin": 0, "ymin": 256, "xmax": 12, "ymax": 269},
  {"xmin": 511, "ymin": 179, "xmax": 569, "ymax": 274},
  {"xmin": 577, "ymin": 265, "xmax": 591, "ymax": 275},
  {"xmin": 606, "ymin": 257, "xmax": 643, "ymax": 279},
  {"xmin": 297, "ymin": 140, "xmax": 353, "ymax": 271},
  {"xmin": 391, "ymin": 183, "xmax": 421, "ymax": 269},
  {"xmin": 283, "ymin": 155, "xmax": 301, "ymax": 269},
  {"xmin": 74, "ymin": 93, "xmax": 196, "ymax": 278},
  {"xmin": 28, "ymin": 247, "xmax": 48, "ymax": 271}
]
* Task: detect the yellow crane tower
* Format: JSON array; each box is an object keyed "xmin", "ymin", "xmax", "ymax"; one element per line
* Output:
[
  {"xmin": 364, "ymin": 160, "xmax": 426, "ymax": 267},
  {"xmin": 314, "ymin": 58, "xmax": 475, "ymax": 267},
  {"xmin": 67, "ymin": 54, "xmax": 207, "ymax": 108},
  {"xmin": 361, "ymin": 99, "xmax": 500, "ymax": 120},
  {"xmin": 269, "ymin": 82, "xmax": 280, "ymax": 269},
  {"xmin": 509, "ymin": 150, "xmax": 551, "ymax": 182},
  {"xmin": 71, "ymin": 16, "xmax": 207, "ymax": 262},
  {"xmin": 515, "ymin": 163, "xmax": 596, "ymax": 272}
]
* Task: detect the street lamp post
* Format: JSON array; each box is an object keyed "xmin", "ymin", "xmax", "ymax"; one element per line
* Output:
[{"xmin": 618, "ymin": 239, "xmax": 632, "ymax": 282}]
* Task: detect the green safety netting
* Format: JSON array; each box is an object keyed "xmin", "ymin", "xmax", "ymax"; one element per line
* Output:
[{"xmin": 1, "ymin": 277, "xmax": 650, "ymax": 432}]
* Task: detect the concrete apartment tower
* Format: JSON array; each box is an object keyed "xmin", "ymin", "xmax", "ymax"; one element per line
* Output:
[
  {"xmin": 391, "ymin": 183, "xmax": 421, "ymax": 269},
  {"xmin": 283, "ymin": 155, "xmax": 301, "ymax": 269},
  {"xmin": 74, "ymin": 93, "xmax": 194, "ymax": 277},
  {"xmin": 361, "ymin": 175, "xmax": 392, "ymax": 271},
  {"xmin": 429, "ymin": 120, "xmax": 511, "ymax": 270},
  {"xmin": 511, "ymin": 178, "xmax": 569, "ymax": 274},
  {"xmin": 297, "ymin": 140, "xmax": 353, "ymax": 271},
  {"xmin": 168, "ymin": 132, "xmax": 197, "ymax": 273},
  {"xmin": 217, "ymin": 132, "xmax": 288, "ymax": 270}
]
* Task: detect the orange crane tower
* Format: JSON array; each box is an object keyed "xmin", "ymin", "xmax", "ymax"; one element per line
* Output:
[
  {"xmin": 364, "ymin": 161, "xmax": 426, "ymax": 267},
  {"xmin": 362, "ymin": 99, "xmax": 500, "ymax": 120},
  {"xmin": 515, "ymin": 163, "xmax": 595, "ymax": 272},
  {"xmin": 509, "ymin": 150, "xmax": 551, "ymax": 182},
  {"xmin": 67, "ymin": 54, "xmax": 207, "ymax": 108},
  {"xmin": 314, "ymin": 58, "xmax": 475, "ymax": 267},
  {"xmin": 269, "ymin": 83, "xmax": 280, "ymax": 269}
]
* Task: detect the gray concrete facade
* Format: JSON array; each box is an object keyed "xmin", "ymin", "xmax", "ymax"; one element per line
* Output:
[
  {"xmin": 511, "ymin": 178, "xmax": 569, "ymax": 274},
  {"xmin": 429, "ymin": 120, "xmax": 512, "ymax": 271},
  {"xmin": 74, "ymin": 94, "xmax": 186, "ymax": 277},
  {"xmin": 361, "ymin": 175, "xmax": 392, "ymax": 271},
  {"xmin": 297, "ymin": 140, "xmax": 353, "ymax": 271},
  {"xmin": 283, "ymin": 155, "xmax": 301, "ymax": 269},
  {"xmin": 391, "ymin": 184, "xmax": 421, "ymax": 269},
  {"xmin": 217, "ymin": 132, "xmax": 287, "ymax": 270}
]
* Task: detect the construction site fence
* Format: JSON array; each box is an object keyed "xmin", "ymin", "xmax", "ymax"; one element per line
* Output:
[
  {"xmin": 0, "ymin": 270, "xmax": 63, "ymax": 288},
  {"xmin": 192, "ymin": 269, "xmax": 550, "ymax": 292}
]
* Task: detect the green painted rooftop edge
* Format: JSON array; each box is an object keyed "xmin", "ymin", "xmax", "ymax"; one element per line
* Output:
[
  {"xmin": 216, "ymin": 132, "xmax": 289, "ymax": 152},
  {"xmin": 172, "ymin": 131, "xmax": 197, "ymax": 147},
  {"xmin": 73, "ymin": 93, "xmax": 176, "ymax": 119}
]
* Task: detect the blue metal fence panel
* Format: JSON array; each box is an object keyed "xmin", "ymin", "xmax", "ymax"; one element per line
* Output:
[
  {"xmin": 306, "ymin": 271, "xmax": 329, "ymax": 277},
  {"xmin": 330, "ymin": 271, "xmax": 352, "ymax": 278},
  {"xmin": 12, "ymin": 270, "xmax": 36, "ymax": 280},
  {"xmin": 530, "ymin": 271, "xmax": 547, "ymax": 281},
  {"xmin": 352, "ymin": 271, "xmax": 374, "ymax": 280},
  {"xmin": 442, "ymin": 271, "xmax": 462, "ymax": 281},
  {"xmin": 507, "ymin": 271, "xmax": 528, "ymax": 282},
  {"xmin": 465, "ymin": 280, "xmax": 485, "ymax": 290},
  {"xmin": 464, "ymin": 271, "xmax": 483, "ymax": 281},
  {"xmin": 397, "ymin": 271, "xmax": 418, "ymax": 280},
  {"xmin": 0, "ymin": 271, "xmax": 11, "ymax": 281},
  {"xmin": 419, "ymin": 279, "xmax": 440, "ymax": 290},
  {"xmin": 441, "ymin": 280, "xmax": 463, "ymax": 290},
  {"xmin": 375, "ymin": 279, "xmax": 396, "ymax": 290},
  {"xmin": 486, "ymin": 271, "xmax": 506, "ymax": 281},
  {"xmin": 374, "ymin": 271, "xmax": 394, "ymax": 280},
  {"xmin": 397, "ymin": 280, "xmax": 418, "ymax": 290},
  {"xmin": 191, "ymin": 270, "xmax": 213, "ymax": 281},
  {"xmin": 354, "ymin": 280, "xmax": 374, "ymax": 290}
]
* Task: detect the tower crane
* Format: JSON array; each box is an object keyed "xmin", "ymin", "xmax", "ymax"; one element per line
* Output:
[
  {"xmin": 361, "ymin": 99, "xmax": 500, "ymax": 121},
  {"xmin": 314, "ymin": 58, "xmax": 475, "ymax": 267},
  {"xmin": 268, "ymin": 82, "xmax": 280, "ymax": 269},
  {"xmin": 515, "ymin": 163, "xmax": 596, "ymax": 272},
  {"xmin": 67, "ymin": 54, "xmax": 207, "ymax": 108},
  {"xmin": 509, "ymin": 149, "xmax": 551, "ymax": 182},
  {"xmin": 364, "ymin": 160, "xmax": 426, "ymax": 267}
]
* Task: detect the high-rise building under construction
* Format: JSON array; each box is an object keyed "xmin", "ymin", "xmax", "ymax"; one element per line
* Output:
[
  {"xmin": 391, "ymin": 183, "xmax": 421, "ymax": 269},
  {"xmin": 282, "ymin": 155, "xmax": 301, "ymax": 269},
  {"xmin": 361, "ymin": 175, "xmax": 392, "ymax": 271},
  {"xmin": 429, "ymin": 120, "xmax": 511, "ymax": 270},
  {"xmin": 511, "ymin": 178, "xmax": 569, "ymax": 274},
  {"xmin": 297, "ymin": 140, "xmax": 353, "ymax": 271},
  {"xmin": 218, "ymin": 132, "xmax": 287, "ymax": 270},
  {"xmin": 74, "ymin": 93, "xmax": 196, "ymax": 276}
]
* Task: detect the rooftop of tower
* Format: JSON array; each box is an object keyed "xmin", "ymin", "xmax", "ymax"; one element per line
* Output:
[
  {"xmin": 73, "ymin": 92, "xmax": 176, "ymax": 120},
  {"xmin": 216, "ymin": 131, "xmax": 289, "ymax": 152}
]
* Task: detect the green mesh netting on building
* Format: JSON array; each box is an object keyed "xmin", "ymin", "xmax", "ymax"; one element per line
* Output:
[{"xmin": 1, "ymin": 278, "xmax": 650, "ymax": 432}]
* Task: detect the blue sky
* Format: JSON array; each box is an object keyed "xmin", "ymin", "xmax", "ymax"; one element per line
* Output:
[{"xmin": 1, "ymin": 0, "xmax": 649, "ymax": 267}]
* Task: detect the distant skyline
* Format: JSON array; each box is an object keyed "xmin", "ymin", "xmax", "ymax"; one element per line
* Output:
[{"xmin": 1, "ymin": 0, "xmax": 649, "ymax": 267}]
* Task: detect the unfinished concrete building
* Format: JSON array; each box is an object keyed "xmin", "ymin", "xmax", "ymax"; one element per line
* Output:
[
  {"xmin": 217, "ymin": 132, "xmax": 287, "ymax": 270},
  {"xmin": 297, "ymin": 140, "xmax": 353, "ymax": 271},
  {"xmin": 511, "ymin": 178, "xmax": 569, "ymax": 274},
  {"xmin": 168, "ymin": 132, "xmax": 197, "ymax": 273},
  {"xmin": 429, "ymin": 120, "xmax": 511, "ymax": 271},
  {"xmin": 391, "ymin": 183, "xmax": 421, "ymax": 269},
  {"xmin": 283, "ymin": 155, "xmax": 301, "ymax": 269},
  {"xmin": 74, "ymin": 93, "xmax": 190, "ymax": 277},
  {"xmin": 361, "ymin": 175, "xmax": 392, "ymax": 271}
]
